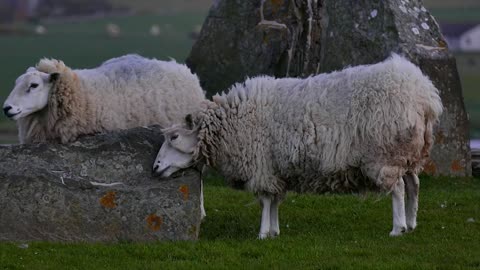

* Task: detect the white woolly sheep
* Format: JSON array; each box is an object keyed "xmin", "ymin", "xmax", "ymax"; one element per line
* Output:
[
  {"xmin": 3, "ymin": 54, "xmax": 208, "ymax": 220},
  {"xmin": 3, "ymin": 54, "xmax": 206, "ymax": 144},
  {"xmin": 152, "ymin": 54, "xmax": 443, "ymax": 239}
]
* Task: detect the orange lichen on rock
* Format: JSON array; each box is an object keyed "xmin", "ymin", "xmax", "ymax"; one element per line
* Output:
[
  {"xmin": 146, "ymin": 214, "xmax": 162, "ymax": 231},
  {"xmin": 423, "ymin": 160, "xmax": 437, "ymax": 175},
  {"xmin": 451, "ymin": 159, "xmax": 464, "ymax": 172},
  {"xmin": 100, "ymin": 191, "xmax": 117, "ymax": 209},
  {"xmin": 179, "ymin": 185, "xmax": 189, "ymax": 201}
]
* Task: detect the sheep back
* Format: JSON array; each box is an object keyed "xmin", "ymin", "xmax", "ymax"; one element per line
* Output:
[
  {"xmin": 19, "ymin": 55, "xmax": 205, "ymax": 143},
  {"xmin": 200, "ymin": 55, "xmax": 442, "ymax": 194}
]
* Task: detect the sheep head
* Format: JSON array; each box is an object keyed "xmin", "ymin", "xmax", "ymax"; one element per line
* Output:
[
  {"xmin": 153, "ymin": 114, "xmax": 200, "ymax": 178},
  {"xmin": 3, "ymin": 67, "xmax": 59, "ymax": 120}
]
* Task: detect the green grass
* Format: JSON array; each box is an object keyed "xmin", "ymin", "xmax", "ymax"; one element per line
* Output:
[{"xmin": 0, "ymin": 175, "xmax": 479, "ymax": 269}]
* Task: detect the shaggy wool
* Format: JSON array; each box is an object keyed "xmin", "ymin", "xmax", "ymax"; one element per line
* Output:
[
  {"xmin": 16, "ymin": 55, "xmax": 205, "ymax": 143},
  {"xmin": 191, "ymin": 54, "xmax": 443, "ymax": 194}
]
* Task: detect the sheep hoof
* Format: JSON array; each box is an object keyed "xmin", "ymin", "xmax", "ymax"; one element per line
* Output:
[
  {"xmin": 389, "ymin": 226, "xmax": 407, "ymax": 237},
  {"xmin": 407, "ymin": 223, "xmax": 417, "ymax": 232},
  {"xmin": 258, "ymin": 233, "xmax": 269, "ymax": 240},
  {"xmin": 269, "ymin": 230, "xmax": 280, "ymax": 238}
]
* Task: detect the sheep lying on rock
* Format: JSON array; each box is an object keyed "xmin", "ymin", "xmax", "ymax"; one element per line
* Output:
[
  {"xmin": 152, "ymin": 54, "xmax": 443, "ymax": 239},
  {"xmin": 3, "ymin": 54, "xmax": 206, "ymax": 144}
]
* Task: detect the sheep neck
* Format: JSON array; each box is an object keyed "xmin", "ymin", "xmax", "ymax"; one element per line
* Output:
[
  {"xmin": 196, "ymin": 106, "xmax": 224, "ymax": 168},
  {"xmin": 17, "ymin": 108, "xmax": 48, "ymax": 143}
]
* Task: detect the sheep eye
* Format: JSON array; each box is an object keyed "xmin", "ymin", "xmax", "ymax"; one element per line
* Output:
[
  {"xmin": 30, "ymin": 83, "xmax": 39, "ymax": 89},
  {"xmin": 171, "ymin": 134, "xmax": 179, "ymax": 141}
]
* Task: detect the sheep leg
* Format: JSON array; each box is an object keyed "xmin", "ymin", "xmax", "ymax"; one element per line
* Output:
[
  {"xmin": 199, "ymin": 165, "xmax": 207, "ymax": 221},
  {"xmin": 390, "ymin": 177, "xmax": 407, "ymax": 237},
  {"xmin": 269, "ymin": 195, "xmax": 282, "ymax": 237},
  {"xmin": 200, "ymin": 179, "xmax": 206, "ymax": 220},
  {"xmin": 403, "ymin": 172, "xmax": 419, "ymax": 232},
  {"xmin": 258, "ymin": 195, "xmax": 272, "ymax": 239}
]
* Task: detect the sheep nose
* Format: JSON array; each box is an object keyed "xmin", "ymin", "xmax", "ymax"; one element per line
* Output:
[
  {"xmin": 3, "ymin": 106, "xmax": 12, "ymax": 117},
  {"xmin": 152, "ymin": 165, "xmax": 159, "ymax": 174},
  {"xmin": 152, "ymin": 165, "xmax": 170, "ymax": 177}
]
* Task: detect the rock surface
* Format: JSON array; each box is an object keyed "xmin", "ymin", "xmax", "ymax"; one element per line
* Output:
[
  {"xmin": 187, "ymin": 0, "xmax": 471, "ymax": 176},
  {"xmin": 0, "ymin": 126, "xmax": 202, "ymax": 242}
]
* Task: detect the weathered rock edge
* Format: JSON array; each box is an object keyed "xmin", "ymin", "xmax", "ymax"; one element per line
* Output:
[{"xmin": 0, "ymin": 126, "xmax": 202, "ymax": 242}]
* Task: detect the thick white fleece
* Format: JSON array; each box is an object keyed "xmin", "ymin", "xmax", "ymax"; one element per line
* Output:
[
  {"xmin": 194, "ymin": 54, "xmax": 442, "ymax": 194},
  {"xmin": 18, "ymin": 55, "xmax": 205, "ymax": 143}
]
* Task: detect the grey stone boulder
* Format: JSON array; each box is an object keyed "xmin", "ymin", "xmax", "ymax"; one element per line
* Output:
[
  {"xmin": 187, "ymin": 0, "xmax": 471, "ymax": 176},
  {"xmin": 0, "ymin": 126, "xmax": 202, "ymax": 242}
]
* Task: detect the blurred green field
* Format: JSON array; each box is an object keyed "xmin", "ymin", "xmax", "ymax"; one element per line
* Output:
[
  {"xmin": 0, "ymin": 12, "xmax": 206, "ymax": 143},
  {"xmin": 456, "ymin": 53, "xmax": 480, "ymax": 138},
  {"xmin": 0, "ymin": 7, "xmax": 479, "ymax": 143},
  {"xmin": 109, "ymin": 0, "xmax": 211, "ymax": 13},
  {"xmin": 429, "ymin": 8, "xmax": 480, "ymax": 22}
]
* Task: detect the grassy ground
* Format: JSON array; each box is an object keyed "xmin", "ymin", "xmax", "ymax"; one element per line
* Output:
[{"xmin": 0, "ymin": 175, "xmax": 479, "ymax": 269}]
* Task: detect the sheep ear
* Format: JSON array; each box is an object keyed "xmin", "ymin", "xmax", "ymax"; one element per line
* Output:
[
  {"xmin": 49, "ymin": 73, "xmax": 60, "ymax": 83},
  {"xmin": 185, "ymin": 114, "xmax": 194, "ymax": 129}
]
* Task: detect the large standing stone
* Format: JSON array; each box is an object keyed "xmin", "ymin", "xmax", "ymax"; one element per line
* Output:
[
  {"xmin": 0, "ymin": 126, "xmax": 202, "ymax": 242},
  {"xmin": 187, "ymin": 0, "xmax": 471, "ymax": 176}
]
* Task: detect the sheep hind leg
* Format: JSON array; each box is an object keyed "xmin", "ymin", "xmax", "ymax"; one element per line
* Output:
[
  {"xmin": 403, "ymin": 172, "xmax": 419, "ymax": 232},
  {"xmin": 258, "ymin": 195, "xmax": 272, "ymax": 239},
  {"xmin": 390, "ymin": 177, "xmax": 407, "ymax": 237},
  {"xmin": 200, "ymin": 179, "xmax": 206, "ymax": 221},
  {"xmin": 269, "ymin": 194, "xmax": 284, "ymax": 237}
]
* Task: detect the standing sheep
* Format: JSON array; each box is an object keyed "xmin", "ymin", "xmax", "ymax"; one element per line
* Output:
[
  {"xmin": 152, "ymin": 54, "xmax": 443, "ymax": 239},
  {"xmin": 3, "ymin": 54, "xmax": 206, "ymax": 144}
]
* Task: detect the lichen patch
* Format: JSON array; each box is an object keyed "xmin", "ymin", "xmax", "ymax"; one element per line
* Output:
[
  {"xmin": 146, "ymin": 214, "xmax": 162, "ymax": 231},
  {"xmin": 179, "ymin": 185, "xmax": 189, "ymax": 201},
  {"xmin": 100, "ymin": 191, "xmax": 117, "ymax": 209}
]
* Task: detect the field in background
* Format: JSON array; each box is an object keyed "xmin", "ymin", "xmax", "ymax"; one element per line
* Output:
[
  {"xmin": 424, "ymin": 0, "xmax": 480, "ymax": 8},
  {"xmin": 0, "ymin": 2, "xmax": 479, "ymax": 143},
  {"xmin": 456, "ymin": 53, "xmax": 480, "ymax": 138},
  {"xmin": 429, "ymin": 8, "xmax": 480, "ymax": 22},
  {"xmin": 0, "ymin": 12, "xmax": 207, "ymax": 143},
  {"xmin": 109, "ymin": 0, "xmax": 212, "ymax": 13},
  {"xmin": 0, "ymin": 175, "xmax": 479, "ymax": 269}
]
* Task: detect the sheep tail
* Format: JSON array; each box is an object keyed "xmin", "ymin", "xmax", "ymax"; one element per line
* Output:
[{"xmin": 421, "ymin": 116, "xmax": 434, "ymax": 159}]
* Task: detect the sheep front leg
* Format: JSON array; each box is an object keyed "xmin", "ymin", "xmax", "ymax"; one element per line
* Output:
[
  {"xmin": 200, "ymin": 179, "xmax": 206, "ymax": 220},
  {"xmin": 403, "ymin": 172, "xmax": 419, "ymax": 231},
  {"xmin": 390, "ymin": 178, "xmax": 407, "ymax": 237},
  {"xmin": 258, "ymin": 195, "xmax": 272, "ymax": 239},
  {"xmin": 269, "ymin": 195, "xmax": 282, "ymax": 237},
  {"xmin": 198, "ymin": 166, "xmax": 207, "ymax": 221}
]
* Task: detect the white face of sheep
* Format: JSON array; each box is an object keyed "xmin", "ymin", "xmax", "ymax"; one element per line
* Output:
[
  {"xmin": 152, "ymin": 124, "xmax": 199, "ymax": 178},
  {"xmin": 3, "ymin": 68, "xmax": 58, "ymax": 120}
]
